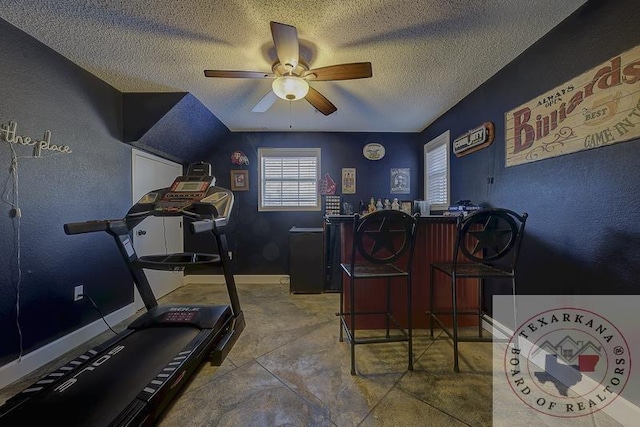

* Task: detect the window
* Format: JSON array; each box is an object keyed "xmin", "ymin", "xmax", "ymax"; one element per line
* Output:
[
  {"xmin": 423, "ymin": 130, "xmax": 450, "ymax": 211},
  {"xmin": 258, "ymin": 148, "xmax": 321, "ymax": 212}
]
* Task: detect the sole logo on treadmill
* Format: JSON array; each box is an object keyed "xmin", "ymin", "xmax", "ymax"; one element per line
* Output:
[{"xmin": 54, "ymin": 345, "xmax": 125, "ymax": 393}]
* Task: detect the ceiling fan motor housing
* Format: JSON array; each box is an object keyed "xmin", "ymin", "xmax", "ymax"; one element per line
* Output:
[{"xmin": 271, "ymin": 59, "xmax": 310, "ymax": 78}]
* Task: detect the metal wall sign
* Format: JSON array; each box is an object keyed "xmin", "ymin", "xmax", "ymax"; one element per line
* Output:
[
  {"xmin": 363, "ymin": 142, "xmax": 385, "ymax": 160},
  {"xmin": 453, "ymin": 122, "xmax": 494, "ymax": 157},
  {"xmin": 505, "ymin": 44, "xmax": 640, "ymax": 167}
]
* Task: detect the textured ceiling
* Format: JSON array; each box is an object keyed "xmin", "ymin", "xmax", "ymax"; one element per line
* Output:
[{"xmin": 1, "ymin": 0, "xmax": 587, "ymax": 133}]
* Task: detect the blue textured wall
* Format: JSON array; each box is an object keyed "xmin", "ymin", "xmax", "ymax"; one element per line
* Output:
[
  {"xmin": 186, "ymin": 131, "xmax": 420, "ymax": 275},
  {"xmin": 419, "ymin": 0, "xmax": 640, "ymax": 309},
  {"xmin": 0, "ymin": 18, "xmax": 132, "ymax": 365},
  {"xmin": 135, "ymin": 93, "xmax": 230, "ymax": 164}
]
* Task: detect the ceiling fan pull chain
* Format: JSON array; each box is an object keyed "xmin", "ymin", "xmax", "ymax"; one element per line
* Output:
[{"xmin": 289, "ymin": 100, "xmax": 292, "ymax": 129}]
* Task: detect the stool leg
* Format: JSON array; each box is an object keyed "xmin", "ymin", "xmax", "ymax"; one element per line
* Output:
[
  {"xmin": 350, "ymin": 277, "xmax": 356, "ymax": 375},
  {"xmin": 339, "ymin": 274, "xmax": 344, "ymax": 342},
  {"xmin": 429, "ymin": 267, "xmax": 435, "ymax": 338},
  {"xmin": 511, "ymin": 277, "xmax": 519, "ymax": 349},
  {"xmin": 408, "ymin": 276, "xmax": 413, "ymax": 371},
  {"xmin": 386, "ymin": 278, "xmax": 391, "ymax": 338},
  {"xmin": 478, "ymin": 279, "xmax": 483, "ymax": 339},
  {"xmin": 452, "ymin": 275, "xmax": 460, "ymax": 373}
]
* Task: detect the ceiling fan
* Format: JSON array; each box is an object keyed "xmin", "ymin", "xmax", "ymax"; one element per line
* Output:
[{"xmin": 204, "ymin": 21, "xmax": 372, "ymax": 116}]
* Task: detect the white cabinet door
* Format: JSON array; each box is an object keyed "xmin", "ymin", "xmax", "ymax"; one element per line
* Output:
[{"xmin": 132, "ymin": 149, "xmax": 183, "ymax": 310}]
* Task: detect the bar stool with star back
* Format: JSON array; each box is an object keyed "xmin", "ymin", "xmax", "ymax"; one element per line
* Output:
[
  {"xmin": 338, "ymin": 209, "xmax": 419, "ymax": 375},
  {"xmin": 428, "ymin": 208, "xmax": 528, "ymax": 372}
]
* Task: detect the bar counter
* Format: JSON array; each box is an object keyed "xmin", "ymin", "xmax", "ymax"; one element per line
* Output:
[{"xmin": 325, "ymin": 214, "xmax": 479, "ymax": 329}]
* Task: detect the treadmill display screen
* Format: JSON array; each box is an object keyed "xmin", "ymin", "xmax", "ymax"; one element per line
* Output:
[{"xmin": 172, "ymin": 181, "xmax": 209, "ymax": 192}]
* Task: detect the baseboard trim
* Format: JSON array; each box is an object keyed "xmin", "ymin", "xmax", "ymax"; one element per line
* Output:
[
  {"xmin": 0, "ymin": 303, "xmax": 135, "ymax": 389},
  {"xmin": 184, "ymin": 274, "xmax": 290, "ymax": 285}
]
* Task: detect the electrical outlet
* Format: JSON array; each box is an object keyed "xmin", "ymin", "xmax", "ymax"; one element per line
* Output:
[
  {"xmin": 74, "ymin": 285, "xmax": 84, "ymax": 301},
  {"xmin": 228, "ymin": 251, "xmax": 233, "ymax": 260}
]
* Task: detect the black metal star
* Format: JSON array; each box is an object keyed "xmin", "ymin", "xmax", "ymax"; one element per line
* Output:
[
  {"xmin": 468, "ymin": 218, "xmax": 512, "ymax": 256},
  {"xmin": 363, "ymin": 217, "xmax": 405, "ymax": 257}
]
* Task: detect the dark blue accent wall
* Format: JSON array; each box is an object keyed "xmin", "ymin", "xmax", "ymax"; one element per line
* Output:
[
  {"xmin": 135, "ymin": 93, "xmax": 230, "ymax": 164},
  {"xmin": 0, "ymin": 18, "xmax": 133, "ymax": 364},
  {"xmin": 186, "ymin": 132, "xmax": 420, "ymax": 275},
  {"xmin": 419, "ymin": 0, "xmax": 640, "ymax": 311},
  {"xmin": 122, "ymin": 92, "xmax": 188, "ymax": 143}
]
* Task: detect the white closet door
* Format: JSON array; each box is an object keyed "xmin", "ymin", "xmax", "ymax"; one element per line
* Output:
[{"xmin": 132, "ymin": 149, "xmax": 183, "ymax": 310}]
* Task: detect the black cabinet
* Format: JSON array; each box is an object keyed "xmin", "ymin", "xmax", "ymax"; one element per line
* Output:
[{"xmin": 289, "ymin": 227, "xmax": 324, "ymax": 294}]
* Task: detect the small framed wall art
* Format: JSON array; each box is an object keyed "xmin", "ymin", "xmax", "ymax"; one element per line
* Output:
[
  {"xmin": 230, "ymin": 170, "xmax": 249, "ymax": 191},
  {"xmin": 342, "ymin": 168, "xmax": 356, "ymax": 194},
  {"xmin": 400, "ymin": 201, "xmax": 413, "ymax": 215},
  {"xmin": 390, "ymin": 168, "xmax": 410, "ymax": 194}
]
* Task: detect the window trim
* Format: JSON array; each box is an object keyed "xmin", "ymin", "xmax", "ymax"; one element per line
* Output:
[
  {"xmin": 423, "ymin": 130, "xmax": 450, "ymax": 212},
  {"xmin": 258, "ymin": 147, "xmax": 321, "ymax": 212}
]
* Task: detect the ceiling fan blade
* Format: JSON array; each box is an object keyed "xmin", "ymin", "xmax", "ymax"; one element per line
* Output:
[
  {"xmin": 270, "ymin": 21, "xmax": 299, "ymax": 69},
  {"xmin": 305, "ymin": 86, "xmax": 337, "ymax": 116},
  {"xmin": 304, "ymin": 62, "xmax": 372, "ymax": 81},
  {"xmin": 204, "ymin": 70, "xmax": 274, "ymax": 78},
  {"xmin": 252, "ymin": 91, "xmax": 278, "ymax": 113}
]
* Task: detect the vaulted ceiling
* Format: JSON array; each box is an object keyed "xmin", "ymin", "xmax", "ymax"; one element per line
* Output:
[{"xmin": 1, "ymin": 1, "xmax": 587, "ymax": 133}]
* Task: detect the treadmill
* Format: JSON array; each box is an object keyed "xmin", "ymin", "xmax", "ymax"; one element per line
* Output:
[{"xmin": 0, "ymin": 162, "xmax": 245, "ymax": 426}]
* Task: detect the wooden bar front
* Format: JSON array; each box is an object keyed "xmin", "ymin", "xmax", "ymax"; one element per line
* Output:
[{"xmin": 327, "ymin": 215, "xmax": 480, "ymax": 329}]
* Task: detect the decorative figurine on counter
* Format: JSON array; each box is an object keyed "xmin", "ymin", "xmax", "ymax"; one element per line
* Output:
[
  {"xmin": 376, "ymin": 198, "xmax": 383, "ymax": 210},
  {"xmin": 384, "ymin": 198, "xmax": 391, "ymax": 209},
  {"xmin": 368, "ymin": 197, "xmax": 376, "ymax": 213},
  {"xmin": 392, "ymin": 198, "xmax": 399, "ymax": 210}
]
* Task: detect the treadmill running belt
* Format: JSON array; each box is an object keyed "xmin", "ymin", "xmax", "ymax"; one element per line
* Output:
[{"xmin": 2, "ymin": 327, "xmax": 201, "ymax": 426}]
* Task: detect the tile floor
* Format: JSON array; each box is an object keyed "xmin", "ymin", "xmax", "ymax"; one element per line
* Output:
[{"xmin": 0, "ymin": 282, "xmax": 623, "ymax": 426}]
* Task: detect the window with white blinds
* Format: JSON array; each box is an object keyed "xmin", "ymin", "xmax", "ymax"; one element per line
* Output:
[
  {"xmin": 424, "ymin": 131, "xmax": 450, "ymax": 211},
  {"xmin": 258, "ymin": 148, "xmax": 321, "ymax": 212}
]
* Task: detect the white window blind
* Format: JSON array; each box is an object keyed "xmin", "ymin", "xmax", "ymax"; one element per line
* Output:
[
  {"xmin": 258, "ymin": 148, "xmax": 321, "ymax": 212},
  {"xmin": 424, "ymin": 131, "xmax": 450, "ymax": 210}
]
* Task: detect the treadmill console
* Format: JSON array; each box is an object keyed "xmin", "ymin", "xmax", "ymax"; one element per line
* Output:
[
  {"xmin": 155, "ymin": 161, "xmax": 214, "ymax": 213},
  {"xmin": 127, "ymin": 162, "xmax": 234, "ymax": 224},
  {"xmin": 155, "ymin": 176, "xmax": 213, "ymax": 213}
]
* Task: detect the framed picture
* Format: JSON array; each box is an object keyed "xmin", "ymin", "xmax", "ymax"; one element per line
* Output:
[
  {"xmin": 390, "ymin": 168, "xmax": 410, "ymax": 194},
  {"xmin": 401, "ymin": 201, "xmax": 413, "ymax": 215},
  {"xmin": 342, "ymin": 168, "xmax": 356, "ymax": 194},
  {"xmin": 230, "ymin": 170, "xmax": 249, "ymax": 191}
]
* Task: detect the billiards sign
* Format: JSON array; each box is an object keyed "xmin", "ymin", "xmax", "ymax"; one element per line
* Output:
[{"xmin": 505, "ymin": 44, "xmax": 640, "ymax": 167}]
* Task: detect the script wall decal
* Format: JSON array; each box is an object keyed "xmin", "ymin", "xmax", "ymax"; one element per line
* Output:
[
  {"xmin": 0, "ymin": 121, "xmax": 73, "ymax": 157},
  {"xmin": 505, "ymin": 44, "xmax": 640, "ymax": 167}
]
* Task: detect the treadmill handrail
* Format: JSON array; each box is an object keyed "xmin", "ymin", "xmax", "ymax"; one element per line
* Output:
[
  {"xmin": 190, "ymin": 218, "xmax": 226, "ymax": 234},
  {"xmin": 64, "ymin": 220, "xmax": 110, "ymax": 235},
  {"xmin": 64, "ymin": 219, "xmax": 128, "ymax": 235}
]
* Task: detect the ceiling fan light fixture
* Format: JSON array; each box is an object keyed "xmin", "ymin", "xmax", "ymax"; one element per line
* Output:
[{"xmin": 272, "ymin": 76, "xmax": 309, "ymax": 101}]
